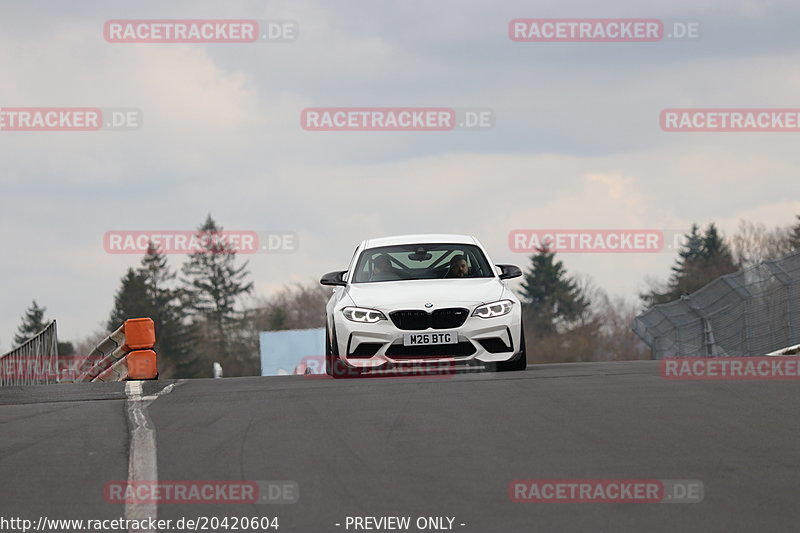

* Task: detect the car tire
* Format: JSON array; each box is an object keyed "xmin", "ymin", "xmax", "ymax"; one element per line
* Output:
[
  {"xmin": 492, "ymin": 326, "xmax": 527, "ymax": 372},
  {"xmin": 325, "ymin": 324, "xmax": 334, "ymax": 376},
  {"xmin": 325, "ymin": 325, "xmax": 339, "ymax": 376},
  {"xmin": 326, "ymin": 323, "xmax": 361, "ymax": 379}
]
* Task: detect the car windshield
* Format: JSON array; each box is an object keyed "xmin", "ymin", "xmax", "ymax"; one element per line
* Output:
[{"xmin": 352, "ymin": 243, "xmax": 494, "ymax": 283}]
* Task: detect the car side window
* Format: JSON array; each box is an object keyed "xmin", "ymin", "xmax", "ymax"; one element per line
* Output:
[{"xmin": 359, "ymin": 255, "xmax": 373, "ymax": 280}]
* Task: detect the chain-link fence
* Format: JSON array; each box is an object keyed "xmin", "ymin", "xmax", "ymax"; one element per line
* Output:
[
  {"xmin": 633, "ymin": 250, "xmax": 800, "ymax": 359},
  {"xmin": 0, "ymin": 320, "xmax": 59, "ymax": 386}
]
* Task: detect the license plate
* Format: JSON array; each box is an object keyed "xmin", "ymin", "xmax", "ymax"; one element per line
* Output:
[{"xmin": 403, "ymin": 332, "xmax": 458, "ymax": 346}]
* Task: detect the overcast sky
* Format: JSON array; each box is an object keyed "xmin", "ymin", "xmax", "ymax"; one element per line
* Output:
[{"xmin": 2, "ymin": 0, "xmax": 799, "ymax": 351}]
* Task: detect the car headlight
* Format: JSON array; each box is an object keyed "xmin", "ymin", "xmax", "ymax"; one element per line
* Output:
[
  {"xmin": 342, "ymin": 307, "xmax": 387, "ymax": 323},
  {"xmin": 472, "ymin": 299, "xmax": 514, "ymax": 318}
]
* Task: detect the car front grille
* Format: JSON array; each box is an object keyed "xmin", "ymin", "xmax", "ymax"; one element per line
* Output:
[{"xmin": 389, "ymin": 308, "xmax": 469, "ymax": 330}]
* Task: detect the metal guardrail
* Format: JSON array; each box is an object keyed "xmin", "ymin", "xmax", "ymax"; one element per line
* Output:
[
  {"xmin": 0, "ymin": 318, "xmax": 157, "ymax": 386},
  {"xmin": 633, "ymin": 250, "xmax": 800, "ymax": 359},
  {"xmin": 0, "ymin": 320, "xmax": 59, "ymax": 386}
]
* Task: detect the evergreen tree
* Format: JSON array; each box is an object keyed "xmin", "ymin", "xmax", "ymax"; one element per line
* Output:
[
  {"xmin": 140, "ymin": 242, "xmax": 176, "ymax": 304},
  {"xmin": 14, "ymin": 300, "xmax": 75, "ymax": 354},
  {"xmin": 106, "ymin": 245, "xmax": 201, "ymax": 377},
  {"xmin": 57, "ymin": 341, "xmax": 75, "ymax": 356},
  {"xmin": 138, "ymin": 243, "xmax": 198, "ymax": 378},
  {"xmin": 665, "ymin": 224, "xmax": 707, "ymax": 301},
  {"xmin": 700, "ymin": 223, "xmax": 737, "ymax": 279},
  {"xmin": 642, "ymin": 223, "xmax": 738, "ymax": 307},
  {"xmin": 108, "ymin": 268, "xmax": 154, "ymax": 330},
  {"xmin": 13, "ymin": 300, "xmax": 49, "ymax": 346},
  {"xmin": 518, "ymin": 245, "xmax": 589, "ymax": 336},
  {"xmin": 181, "ymin": 215, "xmax": 254, "ymax": 370},
  {"xmin": 671, "ymin": 224, "xmax": 704, "ymax": 282}
]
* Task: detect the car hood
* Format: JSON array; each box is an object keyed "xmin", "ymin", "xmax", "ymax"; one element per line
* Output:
[{"xmin": 345, "ymin": 278, "xmax": 506, "ymax": 311}]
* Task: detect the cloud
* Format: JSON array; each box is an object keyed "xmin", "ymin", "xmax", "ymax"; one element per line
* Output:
[{"xmin": 2, "ymin": 0, "xmax": 800, "ymax": 349}]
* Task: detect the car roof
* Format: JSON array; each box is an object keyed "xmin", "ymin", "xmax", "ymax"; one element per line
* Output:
[{"xmin": 362, "ymin": 234, "xmax": 480, "ymax": 249}]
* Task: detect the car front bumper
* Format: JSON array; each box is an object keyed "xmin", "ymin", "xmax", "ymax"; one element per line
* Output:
[{"xmin": 332, "ymin": 306, "xmax": 523, "ymax": 371}]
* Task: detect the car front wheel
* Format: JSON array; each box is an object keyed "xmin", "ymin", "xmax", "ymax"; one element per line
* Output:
[
  {"xmin": 326, "ymin": 323, "xmax": 362, "ymax": 379},
  {"xmin": 492, "ymin": 327, "xmax": 527, "ymax": 372},
  {"xmin": 325, "ymin": 324, "xmax": 334, "ymax": 376}
]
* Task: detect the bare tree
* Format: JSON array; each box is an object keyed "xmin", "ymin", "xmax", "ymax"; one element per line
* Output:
[
  {"xmin": 590, "ymin": 292, "xmax": 650, "ymax": 361},
  {"xmin": 251, "ymin": 282, "xmax": 331, "ymax": 331},
  {"xmin": 71, "ymin": 328, "xmax": 110, "ymax": 356},
  {"xmin": 196, "ymin": 281, "xmax": 332, "ymax": 377},
  {"xmin": 523, "ymin": 275, "xmax": 648, "ymax": 363},
  {"xmin": 730, "ymin": 219, "xmax": 795, "ymax": 268}
]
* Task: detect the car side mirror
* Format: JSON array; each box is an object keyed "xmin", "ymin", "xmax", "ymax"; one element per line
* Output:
[
  {"xmin": 497, "ymin": 264, "xmax": 522, "ymax": 280},
  {"xmin": 320, "ymin": 270, "xmax": 348, "ymax": 286}
]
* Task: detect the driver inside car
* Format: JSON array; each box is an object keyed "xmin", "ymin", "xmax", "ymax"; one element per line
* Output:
[
  {"xmin": 446, "ymin": 254, "xmax": 470, "ymax": 278},
  {"xmin": 370, "ymin": 254, "xmax": 401, "ymax": 281}
]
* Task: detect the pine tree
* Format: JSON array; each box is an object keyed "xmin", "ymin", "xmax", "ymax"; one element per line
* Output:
[
  {"xmin": 107, "ymin": 247, "xmax": 200, "ymax": 377},
  {"xmin": 667, "ymin": 224, "xmax": 707, "ymax": 300},
  {"xmin": 108, "ymin": 268, "xmax": 154, "ymax": 331},
  {"xmin": 57, "ymin": 341, "xmax": 75, "ymax": 356},
  {"xmin": 518, "ymin": 245, "xmax": 589, "ymax": 336},
  {"xmin": 672, "ymin": 224, "xmax": 704, "ymax": 282},
  {"xmin": 138, "ymin": 243, "xmax": 198, "ymax": 378},
  {"xmin": 140, "ymin": 242, "xmax": 176, "ymax": 304},
  {"xmin": 181, "ymin": 215, "xmax": 254, "ymax": 370},
  {"xmin": 14, "ymin": 300, "xmax": 75, "ymax": 354},
  {"xmin": 13, "ymin": 300, "xmax": 49, "ymax": 346},
  {"xmin": 642, "ymin": 223, "xmax": 738, "ymax": 307},
  {"xmin": 700, "ymin": 223, "xmax": 737, "ymax": 279}
]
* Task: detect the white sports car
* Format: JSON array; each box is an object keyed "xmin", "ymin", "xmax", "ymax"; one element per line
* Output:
[{"xmin": 320, "ymin": 234, "xmax": 526, "ymax": 378}]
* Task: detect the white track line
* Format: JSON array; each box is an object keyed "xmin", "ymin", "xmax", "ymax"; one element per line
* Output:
[{"xmin": 124, "ymin": 381, "xmax": 161, "ymax": 533}]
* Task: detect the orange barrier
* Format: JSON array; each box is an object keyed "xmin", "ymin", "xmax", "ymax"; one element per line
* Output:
[
  {"xmin": 78, "ymin": 318, "xmax": 158, "ymax": 382},
  {"xmin": 127, "ymin": 350, "xmax": 157, "ymax": 380},
  {"xmin": 123, "ymin": 318, "xmax": 156, "ymax": 351}
]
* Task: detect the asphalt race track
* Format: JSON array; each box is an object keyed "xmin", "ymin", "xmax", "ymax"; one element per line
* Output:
[{"xmin": 1, "ymin": 361, "xmax": 799, "ymax": 532}]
